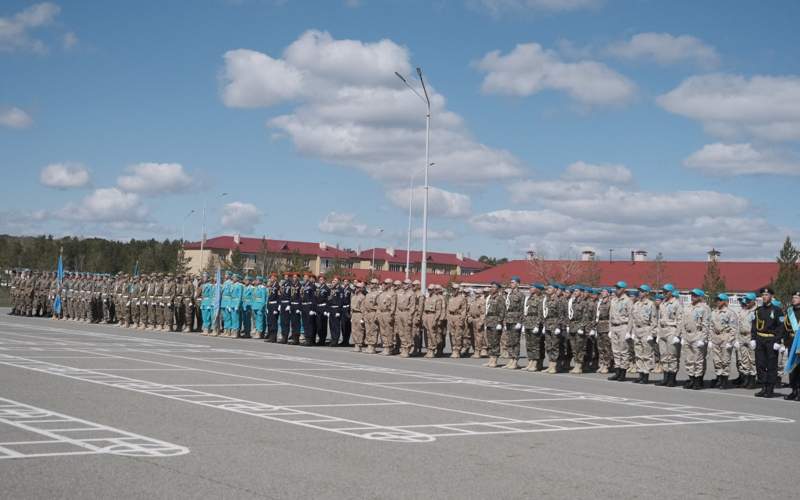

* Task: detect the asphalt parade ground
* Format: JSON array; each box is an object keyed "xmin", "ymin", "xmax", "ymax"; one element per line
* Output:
[{"xmin": 1, "ymin": 311, "xmax": 798, "ymax": 500}]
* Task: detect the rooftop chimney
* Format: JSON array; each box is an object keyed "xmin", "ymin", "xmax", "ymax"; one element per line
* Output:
[
  {"xmin": 456, "ymin": 252, "xmax": 463, "ymax": 261},
  {"xmin": 319, "ymin": 241, "xmax": 327, "ymax": 251},
  {"xmin": 386, "ymin": 247, "xmax": 395, "ymax": 257},
  {"xmin": 526, "ymin": 250, "xmax": 536, "ymax": 261},
  {"xmin": 233, "ymin": 233, "xmax": 240, "ymax": 245},
  {"xmin": 581, "ymin": 250, "xmax": 596, "ymax": 261},
  {"xmin": 632, "ymin": 249, "xmax": 647, "ymax": 262}
]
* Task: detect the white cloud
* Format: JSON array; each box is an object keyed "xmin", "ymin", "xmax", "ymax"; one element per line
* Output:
[
  {"xmin": 0, "ymin": 107, "xmax": 33, "ymax": 129},
  {"xmin": 386, "ymin": 186, "xmax": 471, "ymax": 218},
  {"xmin": 412, "ymin": 227, "xmax": 458, "ymax": 241},
  {"xmin": 220, "ymin": 30, "xmax": 525, "ymax": 184},
  {"xmin": 39, "ymin": 162, "xmax": 91, "ymax": 189},
  {"xmin": 473, "ymin": 0, "xmax": 601, "ymax": 14},
  {"xmin": 475, "ymin": 42, "xmax": 636, "ymax": 105},
  {"xmin": 62, "ymin": 31, "xmax": 77, "ymax": 49},
  {"xmin": 684, "ymin": 142, "xmax": 800, "ymax": 176},
  {"xmin": 562, "ymin": 161, "xmax": 632, "ymax": 183},
  {"xmin": 470, "ymin": 209, "xmax": 575, "ymax": 237},
  {"xmin": 221, "ymin": 201, "xmax": 262, "ymax": 233},
  {"xmin": 0, "ymin": 2, "xmax": 60, "ymax": 53},
  {"xmin": 606, "ymin": 33, "xmax": 719, "ymax": 67},
  {"xmin": 657, "ymin": 74, "xmax": 800, "ymax": 142},
  {"xmin": 318, "ymin": 211, "xmax": 377, "ymax": 237},
  {"xmin": 60, "ymin": 188, "xmax": 149, "ymax": 223},
  {"xmin": 117, "ymin": 162, "xmax": 194, "ymax": 194}
]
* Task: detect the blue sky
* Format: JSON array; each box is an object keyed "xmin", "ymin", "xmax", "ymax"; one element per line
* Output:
[{"xmin": 1, "ymin": 0, "xmax": 799, "ymax": 261}]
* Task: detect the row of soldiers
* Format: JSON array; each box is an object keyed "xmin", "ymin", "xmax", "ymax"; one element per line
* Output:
[{"xmin": 6, "ymin": 270, "xmax": 798, "ymax": 399}]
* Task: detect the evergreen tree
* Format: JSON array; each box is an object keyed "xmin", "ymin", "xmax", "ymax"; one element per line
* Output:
[
  {"xmin": 771, "ymin": 236, "xmax": 800, "ymax": 304},
  {"xmin": 701, "ymin": 258, "xmax": 727, "ymax": 306}
]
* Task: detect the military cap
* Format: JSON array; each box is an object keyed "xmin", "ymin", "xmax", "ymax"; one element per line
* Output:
[
  {"xmin": 393, "ymin": 280, "xmax": 401, "ymax": 286},
  {"xmin": 662, "ymin": 283, "xmax": 675, "ymax": 292},
  {"xmin": 412, "ymin": 279, "xmax": 420, "ymax": 285},
  {"xmin": 383, "ymin": 278, "xmax": 392, "ymax": 284},
  {"xmin": 355, "ymin": 281, "xmax": 364, "ymax": 287},
  {"xmin": 256, "ymin": 275, "xmax": 264, "ymax": 281},
  {"xmin": 427, "ymin": 284, "xmax": 435, "ymax": 290},
  {"xmin": 615, "ymin": 281, "xmax": 627, "ymax": 289},
  {"xmin": 511, "ymin": 276, "xmax": 521, "ymax": 283},
  {"xmin": 716, "ymin": 293, "xmax": 729, "ymax": 301},
  {"xmin": 745, "ymin": 292, "xmax": 757, "ymax": 301},
  {"xmin": 655, "ymin": 294, "xmax": 665, "ymax": 300},
  {"xmin": 225, "ymin": 271, "xmax": 232, "ymax": 276},
  {"xmin": 370, "ymin": 278, "xmax": 378, "ymax": 284},
  {"xmin": 759, "ymin": 286, "xmax": 774, "ymax": 295},
  {"xmin": 403, "ymin": 278, "xmax": 411, "ymax": 284},
  {"xmin": 638, "ymin": 284, "xmax": 651, "ymax": 293},
  {"xmin": 533, "ymin": 283, "xmax": 545, "ymax": 290},
  {"xmin": 672, "ymin": 290, "xmax": 681, "ymax": 298},
  {"xmin": 490, "ymin": 281, "xmax": 502, "ymax": 289},
  {"xmin": 793, "ymin": 290, "xmax": 800, "ymax": 298},
  {"xmin": 451, "ymin": 282, "xmax": 460, "ymax": 288},
  {"xmin": 691, "ymin": 288, "xmax": 705, "ymax": 297}
]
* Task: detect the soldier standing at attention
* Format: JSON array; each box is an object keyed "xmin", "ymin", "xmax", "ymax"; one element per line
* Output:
[
  {"xmin": 566, "ymin": 287, "xmax": 585, "ymax": 373},
  {"xmin": 709, "ymin": 293, "xmax": 737, "ymax": 389},
  {"xmin": 523, "ymin": 284, "xmax": 544, "ymax": 371},
  {"xmin": 266, "ymin": 274, "xmax": 280, "ymax": 342},
  {"xmin": 412, "ymin": 280, "xmax": 424, "ymax": 354},
  {"xmin": 328, "ymin": 277, "xmax": 343, "ymax": 347},
  {"xmin": 467, "ymin": 288, "xmax": 488, "ymax": 358},
  {"xmin": 752, "ymin": 287, "xmax": 784, "ymax": 398},
  {"xmin": 364, "ymin": 279, "xmax": 380, "ymax": 354},
  {"xmin": 377, "ymin": 279, "xmax": 397, "ymax": 355},
  {"xmin": 483, "ymin": 282, "xmax": 506, "ymax": 368},
  {"xmin": 542, "ymin": 285, "xmax": 560, "ymax": 373},
  {"xmin": 445, "ymin": 283, "xmax": 467, "ymax": 358},
  {"xmin": 340, "ymin": 279, "xmax": 353, "ymax": 347},
  {"xmin": 502, "ymin": 277, "xmax": 524, "ymax": 369},
  {"xmin": 315, "ymin": 275, "xmax": 331, "ymax": 346},
  {"xmin": 608, "ymin": 282, "xmax": 633, "ymax": 381},
  {"xmin": 655, "ymin": 286, "xmax": 682, "ymax": 387},
  {"xmin": 350, "ymin": 282, "xmax": 367, "ymax": 352},
  {"xmin": 300, "ymin": 274, "xmax": 317, "ymax": 346},
  {"xmin": 734, "ymin": 293, "xmax": 758, "ymax": 388},
  {"xmin": 781, "ymin": 290, "xmax": 800, "ymax": 401},
  {"xmin": 594, "ymin": 288, "xmax": 613, "ymax": 374},
  {"xmin": 241, "ymin": 275, "xmax": 254, "ymax": 338},
  {"xmin": 631, "ymin": 284, "xmax": 657, "ymax": 384},
  {"xmin": 229, "ymin": 274, "xmax": 244, "ymax": 338},
  {"xmin": 681, "ymin": 289, "xmax": 712, "ymax": 390},
  {"xmin": 289, "ymin": 274, "xmax": 302, "ymax": 343},
  {"xmin": 395, "ymin": 279, "xmax": 415, "ymax": 357},
  {"xmin": 252, "ymin": 276, "xmax": 267, "ymax": 338},
  {"xmin": 421, "ymin": 284, "xmax": 439, "ymax": 357}
]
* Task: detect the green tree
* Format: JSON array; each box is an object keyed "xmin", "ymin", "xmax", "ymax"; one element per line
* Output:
[
  {"xmin": 771, "ymin": 236, "xmax": 800, "ymax": 304},
  {"xmin": 701, "ymin": 258, "xmax": 727, "ymax": 306}
]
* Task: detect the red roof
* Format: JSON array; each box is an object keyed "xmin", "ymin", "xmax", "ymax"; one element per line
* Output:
[
  {"xmin": 184, "ymin": 236, "xmax": 358, "ymax": 260},
  {"xmin": 466, "ymin": 259, "xmax": 778, "ymax": 293},
  {"xmin": 358, "ymin": 248, "xmax": 488, "ymax": 270}
]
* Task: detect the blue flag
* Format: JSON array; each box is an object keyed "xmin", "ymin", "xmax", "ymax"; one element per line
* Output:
[
  {"xmin": 53, "ymin": 253, "xmax": 64, "ymax": 315},
  {"xmin": 133, "ymin": 260, "xmax": 140, "ymax": 277},
  {"xmin": 212, "ymin": 266, "xmax": 222, "ymax": 325},
  {"xmin": 785, "ymin": 307, "xmax": 800, "ymax": 375}
]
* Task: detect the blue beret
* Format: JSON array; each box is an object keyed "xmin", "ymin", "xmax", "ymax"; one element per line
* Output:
[
  {"xmin": 672, "ymin": 291, "xmax": 681, "ymax": 298},
  {"xmin": 655, "ymin": 294, "xmax": 665, "ymax": 300},
  {"xmin": 225, "ymin": 271, "xmax": 232, "ymax": 276},
  {"xmin": 616, "ymin": 281, "xmax": 627, "ymax": 288},
  {"xmin": 691, "ymin": 288, "xmax": 705, "ymax": 297},
  {"xmin": 491, "ymin": 281, "xmax": 502, "ymax": 288},
  {"xmin": 717, "ymin": 293, "xmax": 729, "ymax": 301},
  {"xmin": 745, "ymin": 292, "xmax": 757, "ymax": 301},
  {"xmin": 639, "ymin": 284, "xmax": 651, "ymax": 292},
  {"xmin": 662, "ymin": 283, "xmax": 675, "ymax": 292},
  {"xmin": 256, "ymin": 276, "xmax": 264, "ymax": 281},
  {"xmin": 511, "ymin": 276, "xmax": 521, "ymax": 283},
  {"xmin": 534, "ymin": 283, "xmax": 545, "ymax": 290}
]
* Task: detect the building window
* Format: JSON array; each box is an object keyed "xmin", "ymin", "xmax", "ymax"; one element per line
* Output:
[{"xmin": 389, "ymin": 264, "xmax": 404, "ymax": 272}]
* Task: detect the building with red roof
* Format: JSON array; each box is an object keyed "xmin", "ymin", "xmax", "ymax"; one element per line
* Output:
[{"xmin": 182, "ymin": 235, "xmax": 487, "ymax": 280}]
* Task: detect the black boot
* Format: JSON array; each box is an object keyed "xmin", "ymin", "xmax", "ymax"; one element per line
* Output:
[
  {"xmin": 616, "ymin": 368, "xmax": 626, "ymax": 382},
  {"xmin": 754, "ymin": 384, "xmax": 767, "ymax": 397},
  {"xmin": 764, "ymin": 383, "xmax": 775, "ymax": 398},
  {"xmin": 683, "ymin": 376, "xmax": 695, "ymax": 389},
  {"xmin": 709, "ymin": 376, "xmax": 719, "ymax": 389},
  {"xmin": 632, "ymin": 372, "xmax": 643, "ymax": 384},
  {"xmin": 656, "ymin": 373, "xmax": 668, "ymax": 386},
  {"xmin": 784, "ymin": 387, "xmax": 798, "ymax": 401},
  {"xmin": 731, "ymin": 375, "xmax": 743, "ymax": 387},
  {"xmin": 745, "ymin": 374, "xmax": 757, "ymax": 389},
  {"xmin": 667, "ymin": 372, "xmax": 677, "ymax": 387},
  {"xmin": 692, "ymin": 376, "xmax": 703, "ymax": 390},
  {"xmin": 641, "ymin": 373, "xmax": 649, "ymax": 384},
  {"xmin": 719, "ymin": 375, "xmax": 729, "ymax": 390},
  {"xmin": 608, "ymin": 368, "xmax": 621, "ymax": 381}
]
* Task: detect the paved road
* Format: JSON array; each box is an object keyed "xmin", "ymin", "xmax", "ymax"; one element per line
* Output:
[{"xmin": 1, "ymin": 311, "xmax": 797, "ymax": 499}]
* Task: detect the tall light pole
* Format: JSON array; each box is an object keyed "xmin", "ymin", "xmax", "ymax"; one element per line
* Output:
[
  {"xmin": 396, "ymin": 67, "xmax": 431, "ymax": 291},
  {"xmin": 405, "ymin": 162, "xmax": 434, "ymax": 279},
  {"xmin": 181, "ymin": 209, "xmax": 195, "ymax": 243},
  {"xmin": 199, "ymin": 192, "xmax": 228, "ymax": 272}
]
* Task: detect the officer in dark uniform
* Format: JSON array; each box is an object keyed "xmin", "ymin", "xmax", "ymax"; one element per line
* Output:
[
  {"xmin": 328, "ymin": 277, "xmax": 343, "ymax": 347},
  {"xmin": 315, "ymin": 275, "xmax": 331, "ymax": 345},
  {"xmin": 752, "ymin": 287, "xmax": 784, "ymax": 398},
  {"xmin": 288, "ymin": 273, "xmax": 302, "ymax": 345},
  {"xmin": 278, "ymin": 274, "xmax": 292, "ymax": 343},
  {"xmin": 782, "ymin": 290, "xmax": 800, "ymax": 401},
  {"xmin": 301, "ymin": 274, "xmax": 317, "ymax": 346},
  {"xmin": 340, "ymin": 279, "xmax": 353, "ymax": 347},
  {"xmin": 265, "ymin": 274, "xmax": 280, "ymax": 343}
]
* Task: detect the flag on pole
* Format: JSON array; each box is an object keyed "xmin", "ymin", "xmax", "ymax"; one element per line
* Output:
[
  {"xmin": 212, "ymin": 266, "xmax": 222, "ymax": 325},
  {"xmin": 133, "ymin": 260, "xmax": 140, "ymax": 277},
  {"xmin": 785, "ymin": 307, "xmax": 800, "ymax": 375},
  {"xmin": 53, "ymin": 251, "xmax": 64, "ymax": 315}
]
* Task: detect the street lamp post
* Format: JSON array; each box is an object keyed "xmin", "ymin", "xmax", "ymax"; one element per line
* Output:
[
  {"xmin": 371, "ymin": 228, "xmax": 384, "ymax": 271},
  {"xmin": 396, "ymin": 67, "xmax": 431, "ymax": 291},
  {"xmin": 404, "ymin": 163, "xmax": 434, "ymax": 280},
  {"xmin": 199, "ymin": 192, "xmax": 228, "ymax": 273},
  {"xmin": 181, "ymin": 209, "xmax": 195, "ymax": 243}
]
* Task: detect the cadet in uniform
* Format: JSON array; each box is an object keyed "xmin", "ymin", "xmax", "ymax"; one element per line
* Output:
[
  {"xmin": 340, "ymin": 279, "xmax": 353, "ymax": 347},
  {"xmin": 364, "ymin": 279, "xmax": 380, "ymax": 354},
  {"xmin": 782, "ymin": 290, "xmax": 800, "ymax": 401},
  {"xmin": 655, "ymin": 286, "xmax": 682, "ymax": 387},
  {"xmin": 252, "ymin": 276, "xmax": 267, "ymax": 338},
  {"xmin": 266, "ymin": 274, "xmax": 280, "ymax": 342},
  {"xmin": 241, "ymin": 275, "xmax": 254, "ymax": 338},
  {"xmin": 468, "ymin": 288, "xmax": 488, "ymax": 358},
  {"xmin": 523, "ymin": 284, "xmax": 544, "ymax": 371},
  {"xmin": 483, "ymin": 282, "xmax": 506, "ymax": 368},
  {"xmin": 289, "ymin": 274, "xmax": 302, "ymax": 343},
  {"xmin": 608, "ymin": 282, "xmax": 633, "ymax": 381},
  {"xmin": 315, "ymin": 275, "xmax": 330, "ymax": 346},
  {"xmin": 734, "ymin": 293, "xmax": 758, "ymax": 388},
  {"xmin": 328, "ymin": 277, "xmax": 343, "ymax": 347},
  {"xmin": 631, "ymin": 284, "xmax": 657, "ymax": 383},
  {"xmin": 681, "ymin": 289, "xmax": 712, "ymax": 390},
  {"xmin": 446, "ymin": 283, "xmax": 468, "ymax": 358},
  {"xmin": 502, "ymin": 277, "xmax": 524, "ymax": 369},
  {"xmin": 350, "ymin": 281, "xmax": 367, "ymax": 352},
  {"xmin": 709, "ymin": 293, "xmax": 737, "ymax": 389},
  {"xmin": 377, "ymin": 279, "xmax": 397, "ymax": 355},
  {"xmin": 752, "ymin": 287, "xmax": 784, "ymax": 398},
  {"xmin": 395, "ymin": 279, "xmax": 415, "ymax": 357}
]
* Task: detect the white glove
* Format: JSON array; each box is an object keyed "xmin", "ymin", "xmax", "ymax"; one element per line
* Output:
[
  {"xmin": 335, "ymin": 313, "xmax": 340, "ymax": 317},
  {"xmin": 779, "ymin": 344, "xmax": 787, "ymax": 353},
  {"xmin": 273, "ymin": 311, "xmax": 279, "ymax": 315},
  {"xmin": 750, "ymin": 340, "xmax": 756, "ymax": 349},
  {"xmin": 625, "ymin": 332, "xmax": 632, "ymax": 340},
  {"xmin": 724, "ymin": 342, "xmax": 732, "ymax": 349},
  {"xmin": 647, "ymin": 335, "xmax": 655, "ymax": 342},
  {"xmin": 541, "ymin": 326, "xmax": 546, "ymax": 334},
  {"xmin": 285, "ymin": 306, "xmax": 291, "ymax": 311},
  {"xmin": 521, "ymin": 326, "xmax": 526, "ymax": 334},
  {"xmin": 295, "ymin": 309, "xmax": 301, "ymax": 314},
  {"xmin": 672, "ymin": 337, "xmax": 681, "ymax": 345},
  {"xmin": 733, "ymin": 341, "xmax": 741, "ymax": 349},
  {"xmin": 360, "ymin": 319, "xmax": 365, "ymax": 324},
  {"xmin": 589, "ymin": 330, "xmax": 597, "ymax": 337},
  {"xmin": 693, "ymin": 340, "xmax": 705, "ymax": 348},
  {"xmin": 773, "ymin": 342, "xmax": 781, "ymax": 351},
  {"xmin": 555, "ymin": 328, "xmax": 561, "ymax": 336},
  {"xmin": 680, "ymin": 338, "xmax": 687, "ymax": 346},
  {"xmin": 577, "ymin": 329, "xmax": 584, "ymax": 335},
  {"xmin": 226, "ymin": 307, "xmax": 232, "ymax": 312},
  {"xmin": 533, "ymin": 327, "xmax": 540, "ymax": 334},
  {"xmin": 310, "ymin": 311, "xmax": 316, "ymax": 316},
  {"xmin": 495, "ymin": 324, "xmax": 502, "ymax": 331},
  {"xmin": 566, "ymin": 326, "xmax": 570, "ymax": 334},
  {"xmin": 515, "ymin": 323, "xmax": 522, "ymax": 330}
]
